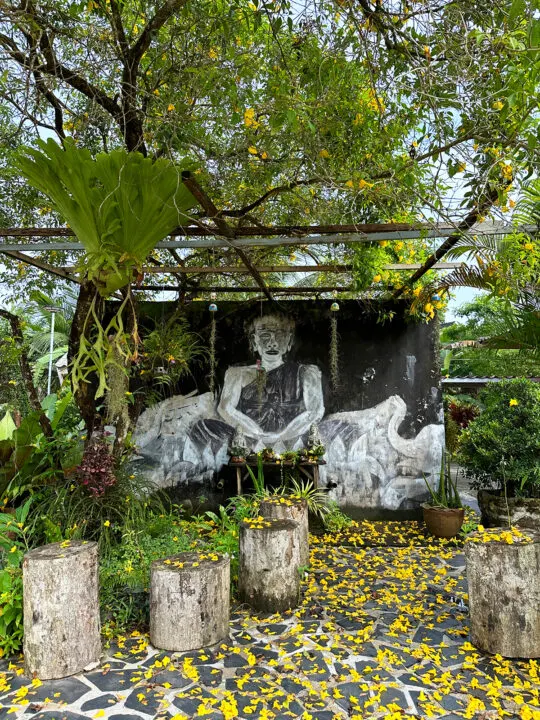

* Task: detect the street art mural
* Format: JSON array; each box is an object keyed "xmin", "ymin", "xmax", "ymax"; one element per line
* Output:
[{"xmin": 134, "ymin": 302, "xmax": 445, "ymax": 510}]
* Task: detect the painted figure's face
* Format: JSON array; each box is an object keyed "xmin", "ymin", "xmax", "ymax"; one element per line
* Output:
[{"xmin": 253, "ymin": 324, "xmax": 292, "ymax": 365}]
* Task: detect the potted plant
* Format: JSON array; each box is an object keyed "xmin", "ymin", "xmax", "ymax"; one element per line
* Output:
[
  {"xmin": 228, "ymin": 445, "xmax": 247, "ymax": 464},
  {"xmin": 458, "ymin": 379, "xmax": 540, "ymax": 529},
  {"xmin": 281, "ymin": 450, "xmax": 298, "ymax": 466},
  {"xmin": 262, "ymin": 447, "xmax": 275, "ymax": 462},
  {"xmin": 307, "ymin": 444, "xmax": 326, "ymax": 464},
  {"xmin": 422, "ymin": 451, "xmax": 464, "ymax": 538}
]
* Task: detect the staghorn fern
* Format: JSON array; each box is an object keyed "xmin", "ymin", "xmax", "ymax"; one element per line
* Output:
[{"xmin": 17, "ymin": 139, "xmax": 197, "ymax": 295}]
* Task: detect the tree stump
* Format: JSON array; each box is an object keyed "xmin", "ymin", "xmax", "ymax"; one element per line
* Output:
[
  {"xmin": 150, "ymin": 552, "xmax": 230, "ymax": 652},
  {"xmin": 259, "ymin": 496, "xmax": 309, "ymax": 567},
  {"xmin": 23, "ymin": 541, "xmax": 101, "ymax": 679},
  {"xmin": 465, "ymin": 528, "xmax": 540, "ymax": 658},
  {"xmin": 238, "ymin": 517, "xmax": 301, "ymax": 613}
]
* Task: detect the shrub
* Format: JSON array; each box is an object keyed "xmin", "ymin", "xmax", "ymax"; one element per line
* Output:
[
  {"xmin": 447, "ymin": 399, "xmax": 480, "ymax": 429},
  {"xmin": 458, "ymin": 379, "xmax": 540, "ymax": 497}
]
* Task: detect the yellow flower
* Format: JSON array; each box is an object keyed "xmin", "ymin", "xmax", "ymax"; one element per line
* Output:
[
  {"xmin": 104, "ymin": 520, "xmax": 111, "ymax": 527},
  {"xmin": 319, "ymin": 148, "xmax": 330, "ymax": 158},
  {"xmin": 373, "ymin": 274, "xmax": 382, "ymax": 283},
  {"xmin": 167, "ymin": 104, "xmax": 175, "ymax": 111},
  {"xmin": 208, "ymin": 48, "xmax": 218, "ymax": 59},
  {"xmin": 524, "ymin": 242, "xmax": 534, "ymax": 251},
  {"xmin": 423, "ymin": 45, "xmax": 431, "ymax": 58},
  {"xmin": 413, "ymin": 287, "xmax": 422, "ymax": 296},
  {"xmin": 248, "ymin": 146, "xmax": 258, "ymax": 155},
  {"xmin": 492, "ymin": 100, "xmax": 504, "ymax": 110},
  {"xmin": 509, "ymin": 398, "xmax": 519, "ymax": 406},
  {"xmin": 345, "ymin": 179, "xmax": 354, "ymax": 188},
  {"xmin": 358, "ymin": 178, "xmax": 374, "ymax": 190},
  {"xmin": 10, "ymin": 546, "xmax": 17, "ymax": 553}
]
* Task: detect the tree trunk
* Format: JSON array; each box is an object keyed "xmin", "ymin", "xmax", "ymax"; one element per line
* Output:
[
  {"xmin": 259, "ymin": 497, "xmax": 309, "ymax": 567},
  {"xmin": 150, "ymin": 552, "xmax": 230, "ymax": 651},
  {"xmin": 465, "ymin": 529, "xmax": 540, "ymax": 658},
  {"xmin": 238, "ymin": 518, "xmax": 301, "ymax": 613},
  {"xmin": 0, "ymin": 308, "xmax": 52, "ymax": 438},
  {"xmin": 23, "ymin": 541, "xmax": 101, "ymax": 679}
]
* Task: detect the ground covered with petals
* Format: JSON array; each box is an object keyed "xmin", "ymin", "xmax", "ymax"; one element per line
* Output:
[{"xmin": 1, "ymin": 523, "xmax": 539, "ymax": 720}]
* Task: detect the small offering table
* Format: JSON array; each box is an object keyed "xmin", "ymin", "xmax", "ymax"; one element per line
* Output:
[{"xmin": 228, "ymin": 459, "xmax": 326, "ymax": 495}]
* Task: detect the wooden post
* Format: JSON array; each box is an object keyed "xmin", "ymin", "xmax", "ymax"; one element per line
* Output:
[
  {"xmin": 238, "ymin": 518, "xmax": 301, "ymax": 613},
  {"xmin": 465, "ymin": 528, "xmax": 540, "ymax": 658},
  {"xmin": 150, "ymin": 552, "xmax": 230, "ymax": 652},
  {"xmin": 23, "ymin": 541, "xmax": 101, "ymax": 680},
  {"xmin": 259, "ymin": 497, "xmax": 309, "ymax": 567}
]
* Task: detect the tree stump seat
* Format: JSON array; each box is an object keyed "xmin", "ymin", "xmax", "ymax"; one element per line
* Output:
[
  {"xmin": 465, "ymin": 528, "xmax": 540, "ymax": 658},
  {"xmin": 150, "ymin": 551, "xmax": 230, "ymax": 652},
  {"xmin": 259, "ymin": 496, "xmax": 309, "ymax": 567},
  {"xmin": 23, "ymin": 541, "xmax": 101, "ymax": 680},
  {"xmin": 238, "ymin": 517, "xmax": 302, "ymax": 613}
]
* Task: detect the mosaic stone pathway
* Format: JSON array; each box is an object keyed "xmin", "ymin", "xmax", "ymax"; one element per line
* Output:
[{"xmin": 2, "ymin": 542, "xmax": 539, "ymax": 720}]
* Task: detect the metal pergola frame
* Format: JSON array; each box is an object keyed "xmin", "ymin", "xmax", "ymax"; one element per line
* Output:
[{"xmin": 0, "ymin": 173, "xmax": 531, "ymax": 299}]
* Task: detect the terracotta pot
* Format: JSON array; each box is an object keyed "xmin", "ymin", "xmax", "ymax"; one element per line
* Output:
[
  {"xmin": 478, "ymin": 490, "xmax": 540, "ymax": 530},
  {"xmin": 422, "ymin": 504, "xmax": 465, "ymax": 538}
]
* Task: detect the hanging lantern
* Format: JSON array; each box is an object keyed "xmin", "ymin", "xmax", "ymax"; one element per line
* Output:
[
  {"xmin": 331, "ymin": 301, "xmax": 340, "ymax": 312},
  {"xmin": 209, "ymin": 303, "xmax": 218, "ymax": 312}
]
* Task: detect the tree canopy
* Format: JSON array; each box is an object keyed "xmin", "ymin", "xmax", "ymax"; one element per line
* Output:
[{"xmin": 0, "ymin": 0, "xmax": 539, "ymax": 300}]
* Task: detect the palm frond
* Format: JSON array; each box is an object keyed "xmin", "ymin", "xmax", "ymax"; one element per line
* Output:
[{"xmin": 513, "ymin": 179, "xmax": 540, "ymax": 227}]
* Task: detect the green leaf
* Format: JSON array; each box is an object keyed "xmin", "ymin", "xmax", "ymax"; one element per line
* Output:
[
  {"xmin": 16, "ymin": 140, "xmax": 198, "ymax": 296},
  {"xmin": 509, "ymin": 0, "xmax": 526, "ymax": 24},
  {"xmin": 0, "ymin": 412, "xmax": 16, "ymax": 442}
]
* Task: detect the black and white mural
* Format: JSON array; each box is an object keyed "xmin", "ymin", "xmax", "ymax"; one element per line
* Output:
[{"xmin": 134, "ymin": 302, "xmax": 445, "ymax": 510}]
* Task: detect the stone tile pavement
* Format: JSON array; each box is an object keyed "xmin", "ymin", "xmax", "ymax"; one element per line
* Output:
[{"xmin": 1, "ymin": 541, "xmax": 538, "ymax": 719}]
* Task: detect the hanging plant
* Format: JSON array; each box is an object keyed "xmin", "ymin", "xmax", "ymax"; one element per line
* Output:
[
  {"xmin": 208, "ymin": 303, "xmax": 218, "ymax": 394},
  {"xmin": 329, "ymin": 302, "xmax": 340, "ymax": 392},
  {"xmin": 16, "ymin": 139, "xmax": 197, "ymax": 399},
  {"xmin": 255, "ymin": 358, "xmax": 266, "ymax": 406}
]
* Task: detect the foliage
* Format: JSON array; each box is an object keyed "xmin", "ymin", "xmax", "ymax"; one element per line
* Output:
[
  {"xmin": 0, "ymin": 320, "xmax": 29, "ymax": 415},
  {"xmin": 139, "ymin": 314, "xmax": 206, "ymax": 405},
  {"xmin": 0, "ymin": 390, "xmax": 80, "ymax": 500},
  {"xmin": 447, "ymin": 399, "xmax": 480, "ymax": 430},
  {"xmin": 284, "ymin": 478, "xmax": 330, "ymax": 521},
  {"xmin": 322, "ymin": 501, "xmax": 354, "ymax": 533},
  {"xmin": 76, "ymin": 437, "xmax": 117, "ymax": 498},
  {"xmin": 245, "ymin": 455, "xmax": 266, "ymax": 495},
  {"xmin": 20, "ymin": 288, "xmax": 77, "ymax": 392},
  {"xmin": 424, "ymin": 452, "xmax": 462, "ymax": 509},
  {"xmin": 0, "ymin": 499, "xmax": 32, "ymax": 656},
  {"xmin": 99, "ymin": 520, "xmax": 194, "ymax": 631},
  {"xmin": 1, "ymin": 0, "xmax": 538, "ymax": 303},
  {"xmin": 17, "ymin": 140, "xmax": 197, "ymax": 295},
  {"xmin": 440, "ymin": 295, "xmax": 540, "ymax": 378},
  {"xmin": 458, "ymin": 379, "xmax": 540, "ymax": 497},
  {"xmin": 29, "ymin": 464, "xmax": 169, "ymax": 552}
]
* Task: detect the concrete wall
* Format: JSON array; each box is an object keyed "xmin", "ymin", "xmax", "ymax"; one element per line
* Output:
[{"xmin": 133, "ymin": 301, "xmax": 444, "ymax": 511}]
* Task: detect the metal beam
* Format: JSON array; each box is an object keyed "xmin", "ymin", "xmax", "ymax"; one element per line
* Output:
[
  {"xmin": 1, "ymin": 250, "xmax": 80, "ymax": 284},
  {"xmin": 181, "ymin": 172, "xmax": 274, "ymax": 301},
  {"xmin": 59, "ymin": 262, "xmax": 463, "ymax": 274},
  {"xmin": 0, "ymin": 226, "xmax": 528, "ymax": 253},
  {"xmin": 134, "ymin": 286, "xmax": 351, "ymax": 293}
]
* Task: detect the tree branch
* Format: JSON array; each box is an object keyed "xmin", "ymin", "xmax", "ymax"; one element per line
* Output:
[{"xmin": 0, "ymin": 308, "xmax": 53, "ymax": 438}]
